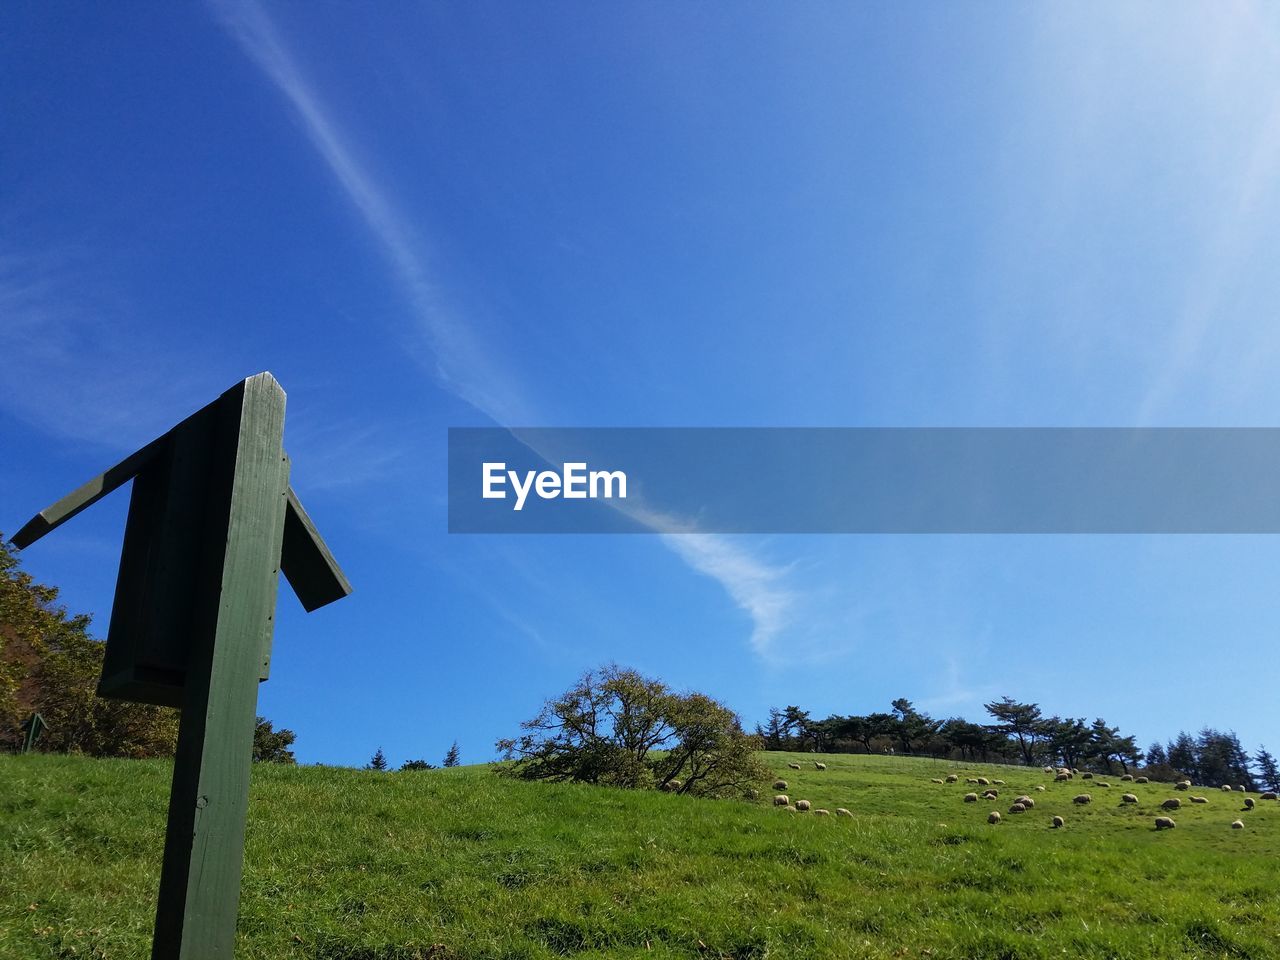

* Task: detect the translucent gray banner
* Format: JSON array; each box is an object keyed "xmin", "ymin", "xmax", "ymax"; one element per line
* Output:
[{"xmin": 447, "ymin": 428, "xmax": 1280, "ymax": 534}]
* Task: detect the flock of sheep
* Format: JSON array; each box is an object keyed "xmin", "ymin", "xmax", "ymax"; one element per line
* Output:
[{"xmin": 769, "ymin": 760, "xmax": 1278, "ymax": 832}]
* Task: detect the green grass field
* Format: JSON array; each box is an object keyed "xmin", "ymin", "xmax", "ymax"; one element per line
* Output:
[{"xmin": 2, "ymin": 751, "xmax": 1277, "ymax": 959}]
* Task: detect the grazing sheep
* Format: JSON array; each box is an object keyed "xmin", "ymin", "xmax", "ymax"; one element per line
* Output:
[
  {"xmin": 1231, "ymin": 820, "xmax": 1244, "ymax": 829},
  {"xmin": 1098, "ymin": 782, "xmax": 1110, "ymax": 788},
  {"xmin": 1051, "ymin": 815, "xmax": 1064, "ymax": 828},
  {"xmin": 1009, "ymin": 802, "xmax": 1027, "ymax": 814},
  {"xmin": 1015, "ymin": 796, "xmax": 1035, "ymax": 808},
  {"xmin": 1135, "ymin": 777, "xmax": 1149, "ymax": 784},
  {"xmin": 795, "ymin": 800, "xmax": 811, "ymax": 812},
  {"xmin": 814, "ymin": 809, "xmax": 830, "ymax": 816},
  {"xmin": 1035, "ymin": 785, "xmax": 1046, "ymax": 792},
  {"xmin": 1221, "ymin": 784, "xmax": 1234, "ymax": 792},
  {"xmin": 1262, "ymin": 792, "xmax": 1279, "ymax": 801},
  {"xmin": 931, "ymin": 778, "xmax": 944, "ymax": 784},
  {"xmin": 773, "ymin": 780, "xmax": 788, "ymax": 790},
  {"xmin": 992, "ymin": 779, "xmax": 1005, "ymax": 785},
  {"xmin": 1121, "ymin": 774, "xmax": 1134, "ymax": 782},
  {"xmin": 785, "ymin": 805, "xmax": 797, "ymax": 812},
  {"xmin": 988, "ymin": 811, "xmax": 1001, "ymax": 824},
  {"xmin": 976, "ymin": 777, "xmax": 990, "ymax": 786},
  {"xmin": 814, "ymin": 762, "xmax": 827, "ymax": 770},
  {"xmin": 1161, "ymin": 798, "xmax": 1181, "ymax": 810},
  {"xmin": 964, "ymin": 793, "xmax": 979, "ymax": 803},
  {"xmin": 1072, "ymin": 794, "xmax": 1092, "ymax": 805},
  {"xmin": 1082, "ymin": 772, "xmax": 1093, "ymax": 780},
  {"xmin": 1174, "ymin": 781, "xmax": 1190, "ymax": 791},
  {"xmin": 1236, "ymin": 785, "xmax": 1247, "ymax": 793},
  {"xmin": 945, "ymin": 774, "xmax": 959, "ymax": 783},
  {"xmin": 773, "ymin": 795, "xmax": 790, "ymax": 806},
  {"xmin": 788, "ymin": 763, "xmax": 802, "ymax": 771},
  {"xmin": 1122, "ymin": 793, "xmax": 1138, "ymax": 804},
  {"xmin": 1244, "ymin": 798, "xmax": 1256, "ymax": 809},
  {"xmin": 1155, "ymin": 816, "xmax": 1176, "ymax": 830},
  {"xmin": 835, "ymin": 808, "xmax": 852, "ymax": 818},
  {"xmin": 1043, "ymin": 766, "xmax": 1055, "ymax": 774},
  {"xmin": 966, "ymin": 778, "xmax": 980, "ymax": 785},
  {"xmin": 1055, "ymin": 773, "xmax": 1071, "ymax": 782},
  {"xmin": 982, "ymin": 790, "xmax": 999, "ymax": 800},
  {"xmin": 1190, "ymin": 796, "xmax": 1208, "ymax": 804}
]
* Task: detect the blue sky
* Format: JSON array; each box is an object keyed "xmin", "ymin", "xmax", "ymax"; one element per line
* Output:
[{"xmin": 4, "ymin": 2, "xmax": 1280, "ymax": 767}]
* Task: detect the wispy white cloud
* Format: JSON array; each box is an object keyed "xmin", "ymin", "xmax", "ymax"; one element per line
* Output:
[
  {"xmin": 0, "ymin": 249, "xmax": 222, "ymax": 450},
  {"xmin": 212, "ymin": 0, "xmax": 531, "ymax": 428},
  {"xmin": 214, "ymin": 0, "xmax": 802, "ymax": 657}
]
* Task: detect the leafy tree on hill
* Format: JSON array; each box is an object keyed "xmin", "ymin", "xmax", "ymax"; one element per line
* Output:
[
  {"xmin": 400, "ymin": 759, "xmax": 435, "ymax": 771},
  {"xmin": 367, "ymin": 747, "xmax": 388, "ymax": 771},
  {"xmin": 252, "ymin": 716, "xmax": 297, "ymax": 764},
  {"xmin": 1, "ymin": 535, "xmax": 178, "ymax": 757},
  {"xmin": 443, "ymin": 741, "xmax": 460, "ymax": 767},
  {"xmin": 497, "ymin": 664, "xmax": 767, "ymax": 797},
  {"xmin": 1254, "ymin": 747, "xmax": 1279, "ymax": 792},
  {"xmin": 1167, "ymin": 731, "xmax": 1198, "ymax": 777},
  {"xmin": 984, "ymin": 697, "xmax": 1044, "ymax": 765},
  {"xmin": 1145, "ymin": 742, "xmax": 1167, "ymax": 767}
]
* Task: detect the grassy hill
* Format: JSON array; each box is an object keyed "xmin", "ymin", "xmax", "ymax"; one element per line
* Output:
[{"xmin": 2, "ymin": 751, "xmax": 1277, "ymax": 960}]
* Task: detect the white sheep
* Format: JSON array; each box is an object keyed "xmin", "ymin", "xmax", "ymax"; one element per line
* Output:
[
  {"xmin": 835, "ymin": 808, "xmax": 852, "ymax": 818},
  {"xmin": 1015, "ymin": 795, "xmax": 1035, "ymax": 808},
  {"xmin": 988, "ymin": 811, "xmax": 1002, "ymax": 824},
  {"xmin": 930, "ymin": 778, "xmax": 944, "ymax": 784},
  {"xmin": 1008, "ymin": 802, "xmax": 1026, "ymax": 814},
  {"xmin": 1236, "ymin": 785, "xmax": 1247, "ymax": 792},
  {"xmin": 1262, "ymin": 792, "xmax": 1279, "ymax": 801},
  {"xmin": 1135, "ymin": 776, "xmax": 1149, "ymax": 784},
  {"xmin": 945, "ymin": 774, "xmax": 959, "ymax": 783},
  {"xmin": 1244, "ymin": 798, "xmax": 1256, "ymax": 810},
  {"xmin": 773, "ymin": 780, "xmax": 788, "ymax": 790},
  {"xmin": 976, "ymin": 777, "xmax": 990, "ymax": 786},
  {"xmin": 1155, "ymin": 816, "xmax": 1176, "ymax": 830},
  {"xmin": 1081, "ymin": 772, "xmax": 1093, "ymax": 780},
  {"xmin": 1051, "ymin": 815, "xmax": 1064, "ymax": 828},
  {"xmin": 1221, "ymin": 784, "xmax": 1234, "ymax": 792},
  {"xmin": 1190, "ymin": 796, "xmax": 1208, "ymax": 804},
  {"xmin": 1161, "ymin": 798, "xmax": 1181, "ymax": 810},
  {"xmin": 1121, "ymin": 774, "xmax": 1134, "ymax": 782},
  {"xmin": 788, "ymin": 763, "xmax": 801, "ymax": 771},
  {"xmin": 814, "ymin": 762, "xmax": 827, "ymax": 770},
  {"xmin": 813, "ymin": 809, "xmax": 830, "ymax": 816},
  {"xmin": 963, "ymin": 793, "xmax": 979, "ymax": 803},
  {"xmin": 1122, "ymin": 793, "xmax": 1138, "ymax": 804},
  {"xmin": 1034, "ymin": 785, "xmax": 1046, "ymax": 792},
  {"xmin": 1231, "ymin": 819, "xmax": 1244, "ymax": 829},
  {"xmin": 1072, "ymin": 794, "xmax": 1092, "ymax": 804},
  {"xmin": 1055, "ymin": 773, "xmax": 1071, "ymax": 782},
  {"xmin": 773, "ymin": 794, "xmax": 789, "ymax": 806},
  {"xmin": 795, "ymin": 799, "xmax": 811, "ymax": 812},
  {"xmin": 992, "ymin": 779, "xmax": 1005, "ymax": 785}
]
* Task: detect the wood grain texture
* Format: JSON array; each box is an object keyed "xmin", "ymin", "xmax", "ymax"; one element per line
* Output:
[
  {"xmin": 152, "ymin": 373, "xmax": 289, "ymax": 960},
  {"xmin": 281, "ymin": 486, "xmax": 353, "ymax": 612}
]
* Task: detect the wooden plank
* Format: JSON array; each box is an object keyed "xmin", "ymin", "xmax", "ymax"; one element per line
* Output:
[
  {"xmin": 281, "ymin": 485, "xmax": 353, "ymax": 612},
  {"xmin": 10, "ymin": 437, "xmax": 164, "ymax": 549},
  {"xmin": 152, "ymin": 373, "xmax": 290, "ymax": 960}
]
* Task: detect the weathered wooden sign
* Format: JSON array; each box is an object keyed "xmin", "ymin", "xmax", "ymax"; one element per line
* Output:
[{"xmin": 12, "ymin": 372, "xmax": 351, "ymax": 960}]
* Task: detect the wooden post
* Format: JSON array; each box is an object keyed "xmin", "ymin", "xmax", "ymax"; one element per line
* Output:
[
  {"xmin": 11, "ymin": 371, "xmax": 352, "ymax": 960},
  {"xmin": 151, "ymin": 374, "xmax": 289, "ymax": 959}
]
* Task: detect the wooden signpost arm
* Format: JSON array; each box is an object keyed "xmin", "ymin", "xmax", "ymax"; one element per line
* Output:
[
  {"xmin": 282, "ymin": 488, "xmax": 353, "ymax": 612},
  {"xmin": 10, "ymin": 437, "xmax": 165, "ymax": 549}
]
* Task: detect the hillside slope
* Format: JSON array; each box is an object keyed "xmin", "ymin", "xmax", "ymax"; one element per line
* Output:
[{"xmin": 2, "ymin": 751, "xmax": 1277, "ymax": 959}]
